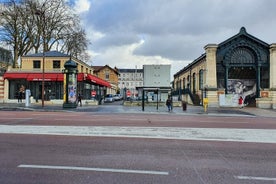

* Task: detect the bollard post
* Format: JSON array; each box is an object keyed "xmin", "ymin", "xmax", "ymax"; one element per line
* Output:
[{"xmin": 203, "ymin": 98, "xmax": 208, "ymax": 112}]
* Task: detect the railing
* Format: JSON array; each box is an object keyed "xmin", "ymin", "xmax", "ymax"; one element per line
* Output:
[{"xmin": 171, "ymin": 88, "xmax": 196, "ymax": 104}]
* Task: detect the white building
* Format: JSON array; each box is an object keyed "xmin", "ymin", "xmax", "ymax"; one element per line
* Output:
[
  {"xmin": 118, "ymin": 68, "xmax": 143, "ymax": 97},
  {"xmin": 142, "ymin": 64, "xmax": 171, "ymax": 102}
]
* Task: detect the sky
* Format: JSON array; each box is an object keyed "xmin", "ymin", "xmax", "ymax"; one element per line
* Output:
[{"xmin": 59, "ymin": 0, "xmax": 276, "ymax": 76}]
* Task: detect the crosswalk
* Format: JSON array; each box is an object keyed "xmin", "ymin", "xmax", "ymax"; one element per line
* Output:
[{"xmin": 1, "ymin": 125, "xmax": 276, "ymax": 143}]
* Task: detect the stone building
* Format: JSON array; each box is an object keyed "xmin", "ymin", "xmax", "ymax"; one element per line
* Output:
[
  {"xmin": 173, "ymin": 27, "xmax": 276, "ymax": 109},
  {"xmin": 92, "ymin": 65, "xmax": 119, "ymax": 95}
]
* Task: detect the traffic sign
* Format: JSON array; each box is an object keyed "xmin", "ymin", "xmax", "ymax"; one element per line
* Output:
[
  {"xmin": 91, "ymin": 90, "xmax": 96, "ymax": 97},
  {"xmin": 126, "ymin": 90, "xmax": 131, "ymax": 97}
]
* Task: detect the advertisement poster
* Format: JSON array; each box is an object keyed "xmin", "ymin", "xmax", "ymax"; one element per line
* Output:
[
  {"xmin": 68, "ymin": 74, "xmax": 77, "ymax": 103},
  {"xmin": 63, "ymin": 74, "xmax": 66, "ymax": 102}
]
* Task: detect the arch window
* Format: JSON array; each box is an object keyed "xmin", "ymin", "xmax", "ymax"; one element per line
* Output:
[
  {"xmin": 192, "ymin": 73, "xmax": 196, "ymax": 93},
  {"xmin": 187, "ymin": 75, "xmax": 190, "ymax": 89},
  {"xmin": 199, "ymin": 70, "xmax": 204, "ymax": 90}
]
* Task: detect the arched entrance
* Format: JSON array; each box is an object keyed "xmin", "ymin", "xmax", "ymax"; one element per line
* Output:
[
  {"xmin": 226, "ymin": 47, "xmax": 258, "ymax": 106},
  {"xmin": 216, "ymin": 27, "xmax": 270, "ymax": 107}
]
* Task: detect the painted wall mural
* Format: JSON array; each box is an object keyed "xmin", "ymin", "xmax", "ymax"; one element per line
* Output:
[{"xmin": 220, "ymin": 79, "xmax": 256, "ymax": 107}]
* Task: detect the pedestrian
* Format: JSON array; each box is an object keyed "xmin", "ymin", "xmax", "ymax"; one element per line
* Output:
[
  {"xmin": 77, "ymin": 93, "xmax": 82, "ymax": 107},
  {"xmin": 166, "ymin": 97, "xmax": 172, "ymax": 112},
  {"xmin": 18, "ymin": 85, "xmax": 24, "ymax": 103},
  {"xmin": 238, "ymin": 96, "xmax": 244, "ymax": 108}
]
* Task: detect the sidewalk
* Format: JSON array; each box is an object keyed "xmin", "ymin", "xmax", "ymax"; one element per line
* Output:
[{"xmin": 1, "ymin": 102, "xmax": 276, "ymax": 117}]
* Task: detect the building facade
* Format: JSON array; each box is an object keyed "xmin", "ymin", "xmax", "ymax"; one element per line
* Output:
[
  {"xmin": 173, "ymin": 27, "xmax": 276, "ymax": 109},
  {"xmin": 92, "ymin": 65, "xmax": 119, "ymax": 95},
  {"xmin": 118, "ymin": 68, "xmax": 143, "ymax": 98},
  {"xmin": 3, "ymin": 51, "xmax": 110, "ymax": 103},
  {"xmin": 0, "ymin": 47, "xmax": 12, "ymax": 102},
  {"xmin": 141, "ymin": 64, "xmax": 171, "ymax": 102}
]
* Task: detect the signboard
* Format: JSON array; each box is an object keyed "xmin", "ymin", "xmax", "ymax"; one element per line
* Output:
[
  {"xmin": 91, "ymin": 90, "xmax": 96, "ymax": 97},
  {"xmin": 126, "ymin": 90, "xmax": 131, "ymax": 97}
]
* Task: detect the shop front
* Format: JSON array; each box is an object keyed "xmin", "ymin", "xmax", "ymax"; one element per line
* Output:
[{"xmin": 3, "ymin": 72, "xmax": 110, "ymax": 103}]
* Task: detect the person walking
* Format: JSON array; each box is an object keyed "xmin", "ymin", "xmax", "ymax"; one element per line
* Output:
[
  {"xmin": 18, "ymin": 85, "xmax": 24, "ymax": 103},
  {"xmin": 77, "ymin": 93, "xmax": 82, "ymax": 107},
  {"xmin": 166, "ymin": 97, "xmax": 172, "ymax": 112}
]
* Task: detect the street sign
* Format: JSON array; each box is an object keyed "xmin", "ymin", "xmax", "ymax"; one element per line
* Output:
[
  {"xmin": 91, "ymin": 90, "xmax": 96, "ymax": 97},
  {"xmin": 127, "ymin": 90, "xmax": 131, "ymax": 97}
]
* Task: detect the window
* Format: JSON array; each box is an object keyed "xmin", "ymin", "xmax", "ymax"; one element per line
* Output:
[
  {"xmin": 33, "ymin": 60, "xmax": 41, "ymax": 69},
  {"xmin": 105, "ymin": 70, "xmax": 110, "ymax": 80},
  {"xmin": 192, "ymin": 73, "xmax": 196, "ymax": 94},
  {"xmin": 199, "ymin": 70, "xmax": 204, "ymax": 90},
  {"xmin": 53, "ymin": 60, "xmax": 60, "ymax": 69}
]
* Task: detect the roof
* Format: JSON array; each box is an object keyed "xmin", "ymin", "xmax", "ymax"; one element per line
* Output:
[
  {"xmin": 174, "ymin": 54, "xmax": 206, "ymax": 77},
  {"xmin": 23, "ymin": 51, "xmax": 70, "ymax": 58},
  {"xmin": 118, "ymin": 68, "xmax": 143, "ymax": 73},
  {"xmin": 219, "ymin": 27, "xmax": 269, "ymax": 48},
  {"xmin": 92, "ymin": 65, "xmax": 119, "ymax": 75},
  {"xmin": 174, "ymin": 27, "xmax": 270, "ymax": 78}
]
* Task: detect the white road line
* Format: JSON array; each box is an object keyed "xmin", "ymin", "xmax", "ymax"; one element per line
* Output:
[
  {"xmin": 54, "ymin": 119, "xmax": 111, "ymax": 121},
  {"xmin": 0, "ymin": 118, "xmax": 33, "ymax": 120},
  {"xmin": 18, "ymin": 164, "xmax": 169, "ymax": 175},
  {"xmin": 234, "ymin": 175, "xmax": 276, "ymax": 181},
  {"xmin": 1, "ymin": 125, "xmax": 276, "ymax": 143}
]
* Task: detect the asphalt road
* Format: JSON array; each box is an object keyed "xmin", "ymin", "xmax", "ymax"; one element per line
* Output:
[{"xmin": 0, "ymin": 110, "xmax": 275, "ymax": 184}]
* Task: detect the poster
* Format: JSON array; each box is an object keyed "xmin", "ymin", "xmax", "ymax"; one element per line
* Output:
[
  {"xmin": 227, "ymin": 79, "xmax": 256, "ymax": 105},
  {"xmin": 68, "ymin": 74, "xmax": 77, "ymax": 103}
]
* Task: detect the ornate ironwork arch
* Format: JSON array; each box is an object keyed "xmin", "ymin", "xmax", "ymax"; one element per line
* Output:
[
  {"xmin": 224, "ymin": 45, "xmax": 261, "ymax": 67},
  {"xmin": 230, "ymin": 47, "xmax": 256, "ymax": 65}
]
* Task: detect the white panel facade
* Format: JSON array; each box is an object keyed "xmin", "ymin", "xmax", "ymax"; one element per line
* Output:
[{"xmin": 143, "ymin": 65, "xmax": 171, "ymax": 87}]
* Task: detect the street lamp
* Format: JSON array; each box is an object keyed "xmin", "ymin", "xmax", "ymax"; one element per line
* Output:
[{"xmin": 35, "ymin": 10, "xmax": 45, "ymax": 107}]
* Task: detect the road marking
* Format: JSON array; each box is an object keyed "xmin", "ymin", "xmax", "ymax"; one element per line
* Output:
[
  {"xmin": 18, "ymin": 164, "xmax": 169, "ymax": 175},
  {"xmin": 234, "ymin": 175, "xmax": 276, "ymax": 181},
  {"xmin": 1, "ymin": 125, "xmax": 276, "ymax": 143},
  {"xmin": 0, "ymin": 118, "xmax": 33, "ymax": 120}
]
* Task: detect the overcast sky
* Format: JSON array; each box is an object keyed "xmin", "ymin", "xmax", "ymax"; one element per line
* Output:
[{"xmin": 72, "ymin": 0, "xmax": 276, "ymax": 76}]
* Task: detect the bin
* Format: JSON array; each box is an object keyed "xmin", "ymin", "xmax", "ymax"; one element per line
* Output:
[{"xmin": 182, "ymin": 101, "xmax": 187, "ymax": 111}]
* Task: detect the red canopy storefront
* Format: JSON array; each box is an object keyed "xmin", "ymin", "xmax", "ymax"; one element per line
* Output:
[
  {"xmin": 78, "ymin": 73, "xmax": 111, "ymax": 87},
  {"xmin": 4, "ymin": 72, "xmax": 111, "ymax": 87},
  {"xmin": 4, "ymin": 72, "xmax": 111, "ymax": 101}
]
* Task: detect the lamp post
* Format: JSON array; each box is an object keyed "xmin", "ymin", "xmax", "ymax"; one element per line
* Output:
[{"xmin": 35, "ymin": 10, "xmax": 45, "ymax": 107}]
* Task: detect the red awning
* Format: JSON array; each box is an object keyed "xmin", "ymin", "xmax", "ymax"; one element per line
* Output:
[
  {"xmin": 4, "ymin": 72, "xmax": 111, "ymax": 87},
  {"xmin": 27, "ymin": 73, "xmax": 63, "ymax": 81},
  {"xmin": 86, "ymin": 74, "xmax": 111, "ymax": 88},
  {"xmin": 3, "ymin": 73, "xmax": 29, "ymax": 79},
  {"xmin": 4, "ymin": 72, "xmax": 63, "ymax": 81}
]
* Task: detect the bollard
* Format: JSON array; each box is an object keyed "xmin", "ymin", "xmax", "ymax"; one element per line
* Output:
[
  {"xmin": 203, "ymin": 98, "xmax": 208, "ymax": 112},
  {"xmin": 182, "ymin": 101, "xmax": 187, "ymax": 111}
]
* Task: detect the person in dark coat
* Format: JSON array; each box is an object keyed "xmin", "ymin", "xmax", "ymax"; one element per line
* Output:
[
  {"xmin": 77, "ymin": 93, "xmax": 82, "ymax": 107},
  {"xmin": 166, "ymin": 97, "xmax": 172, "ymax": 112}
]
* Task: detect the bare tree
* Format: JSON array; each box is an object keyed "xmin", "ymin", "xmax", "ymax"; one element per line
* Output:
[
  {"xmin": 60, "ymin": 28, "xmax": 90, "ymax": 62},
  {"xmin": 0, "ymin": 0, "xmax": 90, "ymax": 67},
  {"xmin": 0, "ymin": 0, "xmax": 35, "ymax": 67}
]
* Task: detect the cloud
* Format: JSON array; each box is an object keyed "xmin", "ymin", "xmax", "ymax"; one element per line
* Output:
[
  {"xmin": 80, "ymin": 0, "xmax": 276, "ymax": 75},
  {"xmin": 74, "ymin": 0, "xmax": 91, "ymax": 13}
]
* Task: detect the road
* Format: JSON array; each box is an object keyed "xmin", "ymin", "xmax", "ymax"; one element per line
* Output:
[{"xmin": 0, "ymin": 109, "xmax": 275, "ymax": 184}]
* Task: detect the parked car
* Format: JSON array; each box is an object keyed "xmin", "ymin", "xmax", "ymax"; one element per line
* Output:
[
  {"xmin": 113, "ymin": 94, "xmax": 121, "ymax": 101},
  {"xmin": 104, "ymin": 94, "xmax": 114, "ymax": 102}
]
